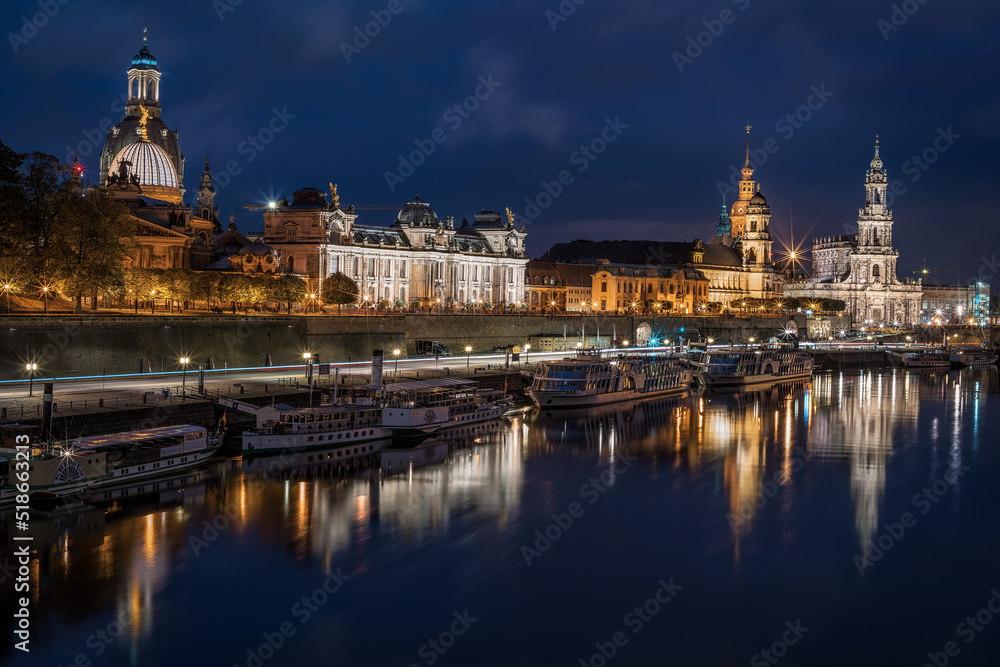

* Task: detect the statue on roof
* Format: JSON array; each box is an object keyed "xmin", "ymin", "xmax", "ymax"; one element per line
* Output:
[
  {"xmin": 329, "ymin": 182, "xmax": 340, "ymax": 209},
  {"xmin": 505, "ymin": 207, "xmax": 515, "ymax": 228}
]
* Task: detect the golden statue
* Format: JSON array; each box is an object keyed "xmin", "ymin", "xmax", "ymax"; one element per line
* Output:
[
  {"xmin": 138, "ymin": 104, "xmax": 150, "ymax": 139},
  {"xmin": 329, "ymin": 182, "xmax": 340, "ymax": 209},
  {"xmin": 505, "ymin": 207, "xmax": 515, "ymax": 226}
]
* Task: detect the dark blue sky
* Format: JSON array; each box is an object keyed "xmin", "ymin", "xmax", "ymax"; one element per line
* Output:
[{"xmin": 3, "ymin": 0, "xmax": 998, "ymax": 285}]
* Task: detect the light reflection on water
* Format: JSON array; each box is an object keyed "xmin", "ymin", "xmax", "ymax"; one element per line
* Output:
[{"xmin": 2, "ymin": 365, "xmax": 997, "ymax": 666}]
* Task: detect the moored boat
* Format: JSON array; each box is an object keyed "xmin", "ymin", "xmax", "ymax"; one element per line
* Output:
[
  {"xmin": 242, "ymin": 403, "xmax": 390, "ymax": 456},
  {"xmin": 948, "ymin": 350, "xmax": 998, "ymax": 367},
  {"xmin": 692, "ymin": 347, "xmax": 814, "ymax": 387},
  {"xmin": 526, "ymin": 349, "xmax": 695, "ymax": 409},
  {"xmin": 903, "ymin": 351, "xmax": 952, "ymax": 369},
  {"xmin": 13, "ymin": 425, "xmax": 220, "ymax": 498}
]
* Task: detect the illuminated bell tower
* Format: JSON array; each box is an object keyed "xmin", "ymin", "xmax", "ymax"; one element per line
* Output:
[
  {"xmin": 126, "ymin": 29, "xmax": 161, "ymax": 120},
  {"xmin": 729, "ymin": 123, "xmax": 757, "ymax": 238}
]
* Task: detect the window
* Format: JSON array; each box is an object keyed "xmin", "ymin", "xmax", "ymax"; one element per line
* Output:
[
  {"xmin": 600, "ymin": 299, "xmax": 606, "ymax": 310},
  {"xmin": 399, "ymin": 260, "xmax": 407, "ymax": 278},
  {"xmin": 368, "ymin": 258, "xmax": 375, "ymax": 277},
  {"xmin": 285, "ymin": 225, "xmax": 297, "ymax": 242},
  {"xmin": 384, "ymin": 259, "xmax": 392, "ymax": 277},
  {"xmin": 669, "ymin": 285, "xmax": 675, "ymax": 294},
  {"xmin": 287, "ymin": 256, "xmax": 295, "ymax": 273},
  {"xmin": 601, "ymin": 282, "xmax": 607, "ymax": 293}
]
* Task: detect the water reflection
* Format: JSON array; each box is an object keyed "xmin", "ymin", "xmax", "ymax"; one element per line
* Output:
[{"xmin": 3, "ymin": 366, "xmax": 996, "ymax": 663}]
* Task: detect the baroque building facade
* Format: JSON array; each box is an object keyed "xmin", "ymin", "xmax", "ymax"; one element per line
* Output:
[
  {"xmin": 260, "ymin": 187, "xmax": 528, "ymax": 307},
  {"xmin": 785, "ymin": 140, "xmax": 922, "ymax": 325}
]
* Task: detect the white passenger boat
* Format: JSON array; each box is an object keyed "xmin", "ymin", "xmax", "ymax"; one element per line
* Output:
[
  {"xmin": 11, "ymin": 426, "xmax": 220, "ymax": 498},
  {"xmin": 692, "ymin": 347, "xmax": 814, "ymax": 387},
  {"xmin": 948, "ymin": 350, "xmax": 998, "ymax": 367},
  {"xmin": 526, "ymin": 349, "xmax": 695, "ymax": 409},
  {"xmin": 377, "ymin": 378, "xmax": 512, "ymax": 438},
  {"xmin": 242, "ymin": 403, "xmax": 390, "ymax": 456},
  {"xmin": 903, "ymin": 351, "xmax": 952, "ymax": 369}
]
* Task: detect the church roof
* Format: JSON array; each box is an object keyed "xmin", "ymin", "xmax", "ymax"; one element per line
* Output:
[
  {"xmin": 395, "ymin": 195, "xmax": 438, "ymax": 226},
  {"xmin": 112, "ymin": 140, "xmax": 178, "ymax": 189},
  {"xmin": 539, "ymin": 240, "xmax": 745, "ymax": 268},
  {"xmin": 130, "ymin": 36, "xmax": 158, "ymax": 71}
]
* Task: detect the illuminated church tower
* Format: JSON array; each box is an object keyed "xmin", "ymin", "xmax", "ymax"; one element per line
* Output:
[
  {"xmin": 729, "ymin": 124, "xmax": 757, "ymax": 238},
  {"xmin": 99, "ymin": 30, "xmax": 185, "ymax": 202}
]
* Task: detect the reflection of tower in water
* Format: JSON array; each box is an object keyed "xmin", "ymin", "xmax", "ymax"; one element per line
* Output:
[{"xmin": 808, "ymin": 371, "xmax": 920, "ymax": 554}]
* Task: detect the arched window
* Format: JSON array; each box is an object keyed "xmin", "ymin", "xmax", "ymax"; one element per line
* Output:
[
  {"xmin": 747, "ymin": 248, "xmax": 757, "ymax": 264},
  {"xmin": 287, "ymin": 257, "xmax": 295, "ymax": 273},
  {"xmin": 872, "ymin": 264, "xmax": 881, "ymax": 280},
  {"xmin": 601, "ymin": 282, "xmax": 607, "ymax": 293},
  {"xmin": 600, "ymin": 299, "xmax": 606, "ymax": 311}
]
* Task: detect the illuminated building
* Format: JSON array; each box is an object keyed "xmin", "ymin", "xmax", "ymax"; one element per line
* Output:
[{"xmin": 784, "ymin": 139, "xmax": 923, "ymax": 325}]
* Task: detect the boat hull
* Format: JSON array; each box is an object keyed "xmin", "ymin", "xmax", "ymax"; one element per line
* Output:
[
  {"xmin": 703, "ymin": 368, "xmax": 814, "ymax": 387},
  {"xmin": 527, "ymin": 384, "xmax": 689, "ymax": 409},
  {"xmin": 242, "ymin": 427, "xmax": 391, "ymax": 455}
]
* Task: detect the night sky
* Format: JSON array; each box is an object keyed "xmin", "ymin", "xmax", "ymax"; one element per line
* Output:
[{"xmin": 2, "ymin": 0, "xmax": 997, "ymax": 286}]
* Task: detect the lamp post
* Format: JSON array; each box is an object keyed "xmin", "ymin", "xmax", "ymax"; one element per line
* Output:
[
  {"xmin": 524, "ymin": 343, "xmax": 530, "ymax": 365},
  {"xmin": 41, "ymin": 285, "xmax": 49, "ymax": 314},
  {"xmin": 26, "ymin": 363, "xmax": 37, "ymax": 397},
  {"xmin": 303, "ymin": 352, "xmax": 313, "ymax": 407},
  {"xmin": 2, "ymin": 283, "xmax": 10, "ymax": 312},
  {"xmin": 180, "ymin": 357, "xmax": 190, "ymax": 398},
  {"xmin": 465, "ymin": 345, "xmax": 472, "ymax": 368},
  {"xmin": 393, "ymin": 348, "xmax": 401, "ymax": 376},
  {"xmin": 150, "ymin": 290, "xmax": 156, "ymax": 314}
]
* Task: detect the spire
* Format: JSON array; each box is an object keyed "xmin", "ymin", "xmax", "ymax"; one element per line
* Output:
[
  {"xmin": 869, "ymin": 135, "xmax": 884, "ymax": 174},
  {"xmin": 744, "ymin": 122, "xmax": 751, "ymax": 167}
]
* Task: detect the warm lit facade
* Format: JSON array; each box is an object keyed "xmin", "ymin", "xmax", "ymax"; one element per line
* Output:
[
  {"xmin": 921, "ymin": 283, "xmax": 991, "ymax": 324},
  {"xmin": 524, "ymin": 261, "xmax": 594, "ymax": 311},
  {"xmin": 94, "ymin": 34, "xmax": 221, "ymax": 270},
  {"xmin": 591, "ymin": 263, "xmax": 710, "ymax": 313},
  {"xmin": 785, "ymin": 140, "xmax": 922, "ymax": 326},
  {"xmin": 260, "ymin": 188, "xmax": 528, "ymax": 307}
]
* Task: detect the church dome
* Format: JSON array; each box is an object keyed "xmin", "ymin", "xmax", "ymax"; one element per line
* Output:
[
  {"xmin": 111, "ymin": 139, "xmax": 178, "ymax": 189},
  {"xmin": 239, "ymin": 242, "xmax": 277, "ymax": 258},
  {"xmin": 131, "ymin": 38, "xmax": 158, "ymax": 71},
  {"xmin": 870, "ymin": 143, "xmax": 884, "ymax": 172},
  {"xmin": 749, "ymin": 191, "xmax": 768, "ymax": 207},
  {"xmin": 395, "ymin": 195, "xmax": 438, "ymax": 226}
]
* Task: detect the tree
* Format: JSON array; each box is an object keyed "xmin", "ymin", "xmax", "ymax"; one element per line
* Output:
[
  {"xmin": 52, "ymin": 188, "xmax": 137, "ymax": 313},
  {"xmin": 321, "ymin": 272, "xmax": 359, "ymax": 314},
  {"xmin": 269, "ymin": 273, "xmax": 307, "ymax": 313}
]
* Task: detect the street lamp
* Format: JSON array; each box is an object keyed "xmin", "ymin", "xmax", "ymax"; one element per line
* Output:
[
  {"xmin": 393, "ymin": 348, "xmax": 401, "ymax": 375},
  {"xmin": 41, "ymin": 285, "xmax": 49, "ymax": 314},
  {"xmin": 303, "ymin": 352, "xmax": 313, "ymax": 407},
  {"xmin": 707, "ymin": 337, "xmax": 714, "ymax": 345},
  {"xmin": 2, "ymin": 283, "xmax": 10, "ymax": 312},
  {"xmin": 26, "ymin": 363, "xmax": 37, "ymax": 397},
  {"xmin": 524, "ymin": 343, "xmax": 530, "ymax": 364},
  {"xmin": 179, "ymin": 357, "xmax": 190, "ymax": 398},
  {"xmin": 150, "ymin": 289, "xmax": 156, "ymax": 314},
  {"xmin": 465, "ymin": 345, "xmax": 472, "ymax": 368}
]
